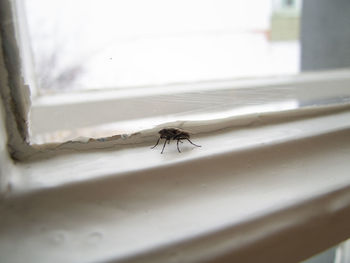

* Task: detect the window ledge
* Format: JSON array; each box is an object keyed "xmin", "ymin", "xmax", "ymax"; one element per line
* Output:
[
  {"xmin": 30, "ymin": 69, "xmax": 350, "ymax": 145},
  {"xmin": 1, "ymin": 109, "xmax": 350, "ymax": 263}
]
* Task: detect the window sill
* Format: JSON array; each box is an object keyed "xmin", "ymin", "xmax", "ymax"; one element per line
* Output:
[
  {"xmin": 30, "ymin": 69, "xmax": 350, "ymax": 145},
  {"xmin": 1, "ymin": 1, "xmax": 350, "ymax": 260},
  {"xmin": 1, "ymin": 109, "xmax": 350, "ymax": 263}
]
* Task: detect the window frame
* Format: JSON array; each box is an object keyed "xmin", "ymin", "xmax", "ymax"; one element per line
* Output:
[
  {"xmin": 1, "ymin": 0, "xmax": 350, "ymax": 160},
  {"xmin": 1, "ymin": 0, "xmax": 350, "ymax": 262}
]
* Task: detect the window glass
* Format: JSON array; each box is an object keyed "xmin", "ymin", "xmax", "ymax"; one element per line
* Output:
[
  {"xmin": 15, "ymin": 0, "xmax": 307, "ymax": 144},
  {"xmin": 23, "ymin": 0, "xmax": 301, "ymax": 93}
]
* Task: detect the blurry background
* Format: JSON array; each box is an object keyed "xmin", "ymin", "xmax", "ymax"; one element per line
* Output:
[{"xmin": 22, "ymin": 0, "xmax": 301, "ymax": 93}]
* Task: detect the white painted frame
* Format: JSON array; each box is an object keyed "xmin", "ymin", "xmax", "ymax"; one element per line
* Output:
[{"xmin": 1, "ymin": 0, "xmax": 350, "ymax": 262}]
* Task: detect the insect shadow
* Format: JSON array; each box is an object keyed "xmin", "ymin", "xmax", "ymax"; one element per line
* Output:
[{"xmin": 151, "ymin": 128, "xmax": 201, "ymax": 154}]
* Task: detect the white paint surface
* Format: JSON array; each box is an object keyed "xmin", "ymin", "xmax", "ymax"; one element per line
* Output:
[
  {"xmin": 29, "ymin": 70, "xmax": 350, "ymax": 144},
  {"xmin": 1, "ymin": 1, "xmax": 350, "ymax": 261},
  {"xmin": 1, "ymin": 109, "xmax": 350, "ymax": 263}
]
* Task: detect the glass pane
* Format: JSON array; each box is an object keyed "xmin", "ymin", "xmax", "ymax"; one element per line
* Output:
[{"xmin": 23, "ymin": 0, "xmax": 301, "ymax": 92}]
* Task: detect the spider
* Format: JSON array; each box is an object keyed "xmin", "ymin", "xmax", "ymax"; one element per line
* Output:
[{"xmin": 151, "ymin": 128, "xmax": 201, "ymax": 154}]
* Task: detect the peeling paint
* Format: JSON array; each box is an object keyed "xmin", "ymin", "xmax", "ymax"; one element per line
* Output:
[
  {"xmin": 0, "ymin": 0, "xmax": 34, "ymax": 160},
  {"xmin": 20, "ymin": 101, "xmax": 350, "ymax": 161}
]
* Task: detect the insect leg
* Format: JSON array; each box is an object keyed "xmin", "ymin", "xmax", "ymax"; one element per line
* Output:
[
  {"xmin": 177, "ymin": 140, "xmax": 182, "ymax": 153},
  {"xmin": 151, "ymin": 138, "xmax": 161, "ymax": 149},
  {"xmin": 161, "ymin": 139, "xmax": 168, "ymax": 154},
  {"xmin": 186, "ymin": 138, "xmax": 201, "ymax": 147}
]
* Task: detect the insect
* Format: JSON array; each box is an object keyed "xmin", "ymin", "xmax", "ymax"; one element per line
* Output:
[{"xmin": 151, "ymin": 128, "xmax": 201, "ymax": 154}]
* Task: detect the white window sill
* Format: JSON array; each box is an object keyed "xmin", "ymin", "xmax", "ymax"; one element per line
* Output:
[
  {"xmin": 29, "ymin": 69, "xmax": 350, "ymax": 144},
  {"xmin": 1, "ymin": 108, "xmax": 350, "ymax": 263},
  {"xmin": 1, "ymin": 0, "xmax": 350, "ymax": 260}
]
